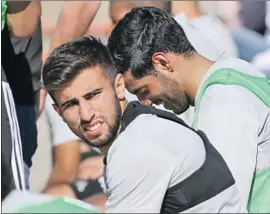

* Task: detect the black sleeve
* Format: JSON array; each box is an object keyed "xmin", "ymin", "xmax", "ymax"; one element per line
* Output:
[
  {"xmin": 7, "ymin": 1, "xmax": 31, "ymax": 14},
  {"xmin": 2, "ymin": 20, "xmax": 42, "ymax": 98}
]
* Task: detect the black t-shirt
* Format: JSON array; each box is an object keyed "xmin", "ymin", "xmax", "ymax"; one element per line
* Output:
[
  {"xmin": 1, "ymin": 21, "xmax": 42, "ymax": 167},
  {"xmin": 1, "ymin": 21, "xmax": 42, "ymax": 104}
]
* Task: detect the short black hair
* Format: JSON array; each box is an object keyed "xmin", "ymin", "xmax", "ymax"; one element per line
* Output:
[
  {"xmin": 42, "ymin": 36, "xmax": 117, "ymax": 102},
  {"xmin": 107, "ymin": 7, "xmax": 195, "ymax": 78}
]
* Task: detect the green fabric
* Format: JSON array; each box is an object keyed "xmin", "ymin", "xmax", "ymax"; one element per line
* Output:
[
  {"xmin": 192, "ymin": 68, "xmax": 270, "ymax": 213},
  {"xmin": 1, "ymin": 0, "xmax": 7, "ymax": 31},
  {"xmin": 192, "ymin": 68, "xmax": 270, "ymax": 129},
  {"xmin": 16, "ymin": 197, "xmax": 100, "ymax": 213},
  {"xmin": 247, "ymin": 166, "xmax": 270, "ymax": 213}
]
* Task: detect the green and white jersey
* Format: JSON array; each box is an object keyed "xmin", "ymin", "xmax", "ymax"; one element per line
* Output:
[{"xmin": 193, "ymin": 56, "xmax": 270, "ymax": 213}]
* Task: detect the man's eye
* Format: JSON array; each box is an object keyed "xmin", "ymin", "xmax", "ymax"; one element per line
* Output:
[
  {"xmin": 139, "ymin": 88, "xmax": 148, "ymax": 96},
  {"xmin": 136, "ymin": 88, "xmax": 148, "ymax": 100},
  {"xmin": 63, "ymin": 101, "xmax": 77, "ymax": 110},
  {"xmin": 85, "ymin": 91, "xmax": 101, "ymax": 100}
]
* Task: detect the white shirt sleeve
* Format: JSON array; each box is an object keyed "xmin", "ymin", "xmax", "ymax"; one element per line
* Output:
[
  {"xmin": 105, "ymin": 142, "xmax": 175, "ymax": 213},
  {"xmin": 197, "ymin": 93, "xmax": 258, "ymax": 206}
]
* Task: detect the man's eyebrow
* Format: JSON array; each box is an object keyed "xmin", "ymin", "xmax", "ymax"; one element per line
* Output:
[
  {"xmin": 83, "ymin": 88, "xmax": 103, "ymax": 98},
  {"xmin": 60, "ymin": 88, "xmax": 103, "ymax": 108},
  {"xmin": 60, "ymin": 98, "xmax": 76, "ymax": 108}
]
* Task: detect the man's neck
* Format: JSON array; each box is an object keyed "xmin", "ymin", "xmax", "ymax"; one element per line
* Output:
[
  {"xmin": 99, "ymin": 99, "xmax": 129, "ymax": 155},
  {"xmin": 180, "ymin": 54, "xmax": 214, "ymax": 104}
]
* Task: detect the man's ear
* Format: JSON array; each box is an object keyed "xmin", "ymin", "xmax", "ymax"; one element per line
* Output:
[
  {"xmin": 53, "ymin": 104, "xmax": 65, "ymax": 122},
  {"xmin": 152, "ymin": 52, "xmax": 174, "ymax": 74},
  {"xmin": 114, "ymin": 73, "xmax": 125, "ymax": 100}
]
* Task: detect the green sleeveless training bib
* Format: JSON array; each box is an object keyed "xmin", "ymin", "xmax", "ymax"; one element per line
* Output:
[
  {"xmin": 1, "ymin": 1, "xmax": 7, "ymax": 31},
  {"xmin": 192, "ymin": 68, "xmax": 270, "ymax": 213}
]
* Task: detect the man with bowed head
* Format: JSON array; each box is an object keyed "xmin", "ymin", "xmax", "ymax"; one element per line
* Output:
[{"xmin": 107, "ymin": 6, "xmax": 270, "ymax": 213}]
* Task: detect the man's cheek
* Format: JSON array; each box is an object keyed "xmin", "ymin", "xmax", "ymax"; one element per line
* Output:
[
  {"xmin": 64, "ymin": 111, "xmax": 77, "ymax": 123},
  {"xmin": 64, "ymin": 115, "xmax": 80, "ymax": 131}
]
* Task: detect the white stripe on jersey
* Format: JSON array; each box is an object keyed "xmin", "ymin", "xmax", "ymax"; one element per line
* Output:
[{"xmin": 2, "ymin": 82, "xmax": 25, "ymax": 190}]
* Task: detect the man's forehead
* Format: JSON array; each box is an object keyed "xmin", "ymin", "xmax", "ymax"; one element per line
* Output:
[
  {"xmin": 55, "ymin": 68, "xmax": 108, "ymax": 103},
  {"xmin": 123, "ymin": 70, "xmax": 144, "ymax": 92},
  {"xmin": 123, "ymin": 70, "xmax": 135, "ymax": 85}
]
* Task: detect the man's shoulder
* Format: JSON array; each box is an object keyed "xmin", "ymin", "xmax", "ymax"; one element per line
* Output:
[
  {"xmin": 203, "ymin": 57, "xmax": 267, "ymax": 107},
  {"xmin": 125, "ymin": 113, "xmax": 194, "ymax": 138},
  {"xmin": 113, "ymin": 112, "xmax": 204, "ymax": 158},
  {"xmin": 201, "ymin": 83, "xmax": 261, "ymax": 119},
  {"xmin": 113, "ymin": 114, "xmax": 160, "ymax": 149},
  {"xmin": 215, "ymin": 57, "xmax": 264, "ymax": 77},
  {"xmin": 108, "ymin": 115, "xmax": 174, "ymax": 155},
  {"xmin": 106, "ymin": 129, "xmax": 175, "ymax": 168}
]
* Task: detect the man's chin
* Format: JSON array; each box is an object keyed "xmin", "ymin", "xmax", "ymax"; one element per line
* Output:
[
  {"xmin": 172, "ymin": 106, "xmax": 189, "ymax": 115},
  {"xmin": 171, "ymin": 109, "xmax": 180, "ymax": 115},
  {"xmin": 83, "ymin": 136, "xmax": 108, "ymax": 148},
  {"xmin": 164, "ymin": 104, "xmax": 182, "ymax": 115}
]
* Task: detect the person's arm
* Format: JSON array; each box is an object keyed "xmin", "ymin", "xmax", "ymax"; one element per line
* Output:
[
  {"xmin": 43, "ymin": 95, "xmax": 81, "ymax": 193},
  {"xmin": 197, "ymin": 93, "xmax": 258, "ymax": 206},
  {"xmin": 171, "ymin": 1, "xmax": 201, "ymax": 19},
  {"xmin": 6, "ymin": 1, "xmax": 41, "ymax": 39},
  {"xmin": 48, "ymin": 1, "xmax": 101, "ymax": 53},
  {"xmin": 105, "ymin": 143, "xmax": 174, "ymax": 213},
  {"xmin": 217, "ymin": 1, "xmax": 242, "ymax": 28},
  {"xmin": 43, "ymin": 141, "xmax": 81, "ymax": 190},
  {"xmin": 78, "ymin": 155, "xmax": 104, "ymax": 181}
]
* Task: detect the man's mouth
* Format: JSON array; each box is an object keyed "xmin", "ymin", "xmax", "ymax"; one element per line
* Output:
[
  {"xmin": 87, "ymin": 122, "xmax": 101, "ymax": 131},
  {"xmin": 82, "ymin": 121, "xmax": 104, "ymax": 138}
]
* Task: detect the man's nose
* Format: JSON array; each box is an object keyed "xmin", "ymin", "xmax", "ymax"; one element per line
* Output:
[{"xmin": 79, "ymin": 100, "xmax": 94, "ymax": 121}]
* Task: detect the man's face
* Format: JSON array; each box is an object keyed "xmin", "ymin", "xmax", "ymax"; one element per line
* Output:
[
  {"xmin": 123, "ymin": 70, "xmax": 190, "ymax": 115},
  {"xmin": 53, "ymin": 67, "xmax": 123, "ymax": 148}
]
